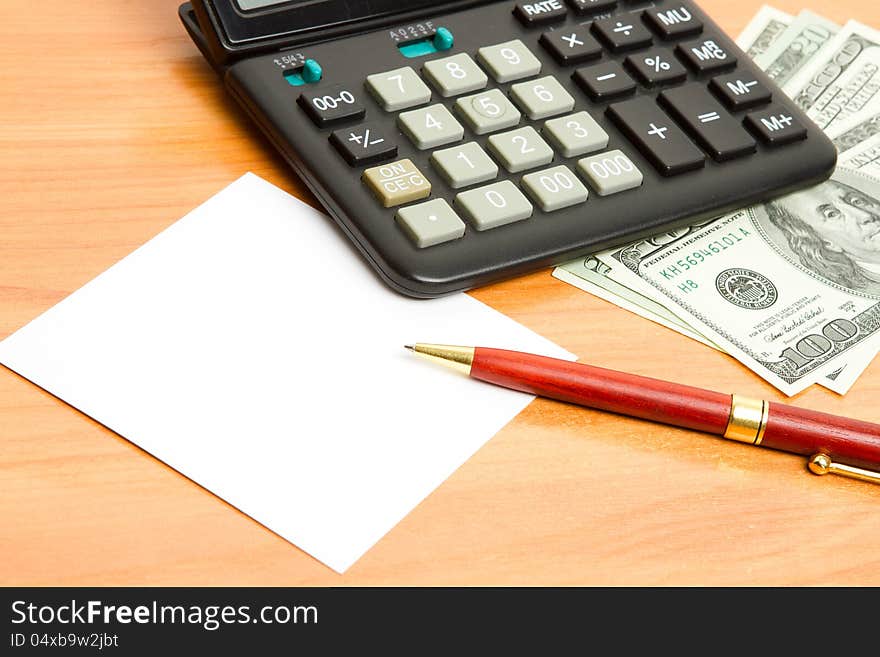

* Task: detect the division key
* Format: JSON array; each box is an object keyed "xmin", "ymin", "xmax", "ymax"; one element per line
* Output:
[{"xmin": 606, "ymin": 97, "xmax": 704, "ymax": 176}]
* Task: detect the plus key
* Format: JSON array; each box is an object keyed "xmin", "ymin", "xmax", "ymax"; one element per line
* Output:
[{"xmin": 607, "ymin": 97, "xmax": 705, "ymax": 175}]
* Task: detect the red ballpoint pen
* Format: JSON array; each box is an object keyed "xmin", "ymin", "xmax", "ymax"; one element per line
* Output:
[{"xmin": 406, "ymin": 343, "xmax": 880, "ymax": 484}]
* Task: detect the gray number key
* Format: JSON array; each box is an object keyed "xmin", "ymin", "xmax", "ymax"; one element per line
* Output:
[
  {"xmin": 431, "ymin": 142, "xmax": 499, "ymax": 188},
  {"xmin": 521, "ymin": 165, "xmax": 589, "ymax": 211},
  {"xmin": 542, "ymin": 111, "xmax": 609, "ymax": 157},
  {"xmin": 398, "ymin": 104, "xmax": 464, "ymax": 150},
  {"xmin": 395, "ymin": 199, "xmax": 466, "ymax": 248},
  {"xmin": 422, "ymin": 53, "xmax": 488, "ymax": 97},
  {"xmin": 577, "ymin": 150, "xmax": 644, "ymax": 195},
  {"xmin": 477, "ymin": 39, "xmax": 542, "ymax": 83},
  {"xmin": 487, "ymin": 126, "xmax": 554, "ymax": 173},
  {"xmin": 510, "ymin": 76, "xmax": 575, "ymax": 120},
  {"xmin": 366, "ymin": 66, "xmax": 432, "ymax": 111},
  {"xmin": 454, "ymin": 88, "xmax": 521, "ymax": 135},
  {"xmin": 455, "ymin": 180, "xmax": 533, "ymax": 230}
]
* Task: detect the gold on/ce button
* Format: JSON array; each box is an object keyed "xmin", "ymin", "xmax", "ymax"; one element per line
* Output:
[{"xmin": 362, "ymin": 158, "xmax": 432, "ymax": 208}]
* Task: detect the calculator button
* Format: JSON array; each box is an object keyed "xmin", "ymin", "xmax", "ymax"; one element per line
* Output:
[
  {"xmin": 567, "ymin": 0, "xmax": 617, "ymax": 14},
  {"xmin": 455, "ymin": 180, "xmax": 533, "ymax": 231},
  {"xmin": 576, "ymin": 150, "xmax": 643, "ymax": 195},
  {"xmin": 510, "ymin": 76, "xmax": 575, "ymax": 120},
  {"xmin": 625, "ymin": 48, "xmax": 687, "ymax": 87},
  {"xmin": 514, "ymin": 1, "xmax": 567, "ymax": 26},
  {"xmin": 365, "ymin": 66, "xmax": 431, "ymax": 111},
  {"xmin": 431, "ymin": 142, "xmax": 499, "ymax": 188},
  {"xmin": 540, "ymin": 27, "xmax": 602, "ymax": 66},
  {"xmin": 477, "ymin": 39, "xmax": 542, "ymax": 83},
  {"xmin": 298, "ymin": 84, "xmax": 365, "ymax": 128},
  {"xmin": 676, "ymin": 37, "xmax": 736, "ymax": 74},
  {"xmin": 591, "ymin": 15, "xmax": 653, "ymax": 53},
  {"xmin": 330, "ymin": 124, "xmax": 397, "ymax": 166},
  {"xmin": 454, "ymin": 88, "xmax": 522, "ymax": 134},
  {"xmin": 398, "ymin": 104, "xmax": 464, "ymax": 150},
  {"xmin": 362, "ymin": 158, "xmax": 431, "ymax": 207},
  {"xmin": 422, "ymin": 53, "xmax": 488, "ymax": 97},
  {"xmin": 395, "ymin": 199, "xmax": 466, "ymax": 248},
  {"xmin": 542, "ymin": 111, "xmax": 608, "ymax": 157},
  {"xmin": 744, "ymin": 106, "xmax": 807, "ymax": 146},
  {"xmin": 709, "ymin": 72, "xmax": 772, "ymax": 111},
  {"xmin": 573, "ymin": 62, "xmax": 636, "ymax": 102},
  {"xmin": 643, "ymin": 5, "xmax": 704, "ymax": 40},
  {"xmin": 659, "ymin": 84, "xmax": 756, "ymax": 161},
  {"xmin": 487, "ymin": 126, "xmax": 554, "ymax": 173},
  {"xmin": 606, "ymin": 97, "xmax": 705, "ymax": 175},
  {"xmin": 521, "ymin": 165, "xmax": 589, "ymax": 211}
]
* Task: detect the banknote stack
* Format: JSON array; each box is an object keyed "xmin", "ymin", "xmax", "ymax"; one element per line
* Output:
[{"xmin": 554, "ymin": 5, "xmax": 880, "ymax": 396}]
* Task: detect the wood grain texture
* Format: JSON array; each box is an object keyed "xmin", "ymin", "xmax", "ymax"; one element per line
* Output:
[{"xmin": 2, "ymin": 0, "xmax": 880, "ymax": 586}]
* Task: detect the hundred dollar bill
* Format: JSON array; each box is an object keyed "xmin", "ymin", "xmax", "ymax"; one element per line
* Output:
[
  {"xmin": 838, "ymin": 132, "xmax": 880, "ymax": 176},
  {"xmin": 736, "ymin": 5, "xmax": 793, "ymax": 58},
  {"xmin": 592, "ymin": 168, "xmax": 880, "ymax": 396},
  {"xmin": 752, "ymin": 9, "xmax": 840, "ymax": 86},
  {"xmin": 552, "ymin": 257, "xmax": 722, "ymax": 350},
  {"xmin": 783, "ymin": 20, "xmax": 880, "ymax": 131},
  {"xmin": 819, "ymin": 341, "xmax": 880, "ymax": 394},
  {"xmin": 825, "ymin": 110, "xmax": 880, "ymax": 151},
  {"xmin": 553, "ymin": 252, "xmax": 869, "ymax": 394}
]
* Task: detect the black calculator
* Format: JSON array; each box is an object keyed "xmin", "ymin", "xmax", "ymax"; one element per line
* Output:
[{"xmin": 179, "ymin": 0, "xmax": 837, "ymax": 298}]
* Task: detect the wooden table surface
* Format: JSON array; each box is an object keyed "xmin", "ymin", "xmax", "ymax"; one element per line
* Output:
[{"xmin": 2, "ymin": 0, "xmax": 878, "ymax": 587}]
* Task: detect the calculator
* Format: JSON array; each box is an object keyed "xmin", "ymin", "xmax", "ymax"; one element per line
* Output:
[{"xmin": 179, "ymin": 0, "xmax": 837, "ymax": 298}]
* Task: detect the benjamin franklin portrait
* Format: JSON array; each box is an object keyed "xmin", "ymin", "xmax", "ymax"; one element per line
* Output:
[{"xmin": 752, "ymin": 168, "xmax": 880, "ymax": 298}]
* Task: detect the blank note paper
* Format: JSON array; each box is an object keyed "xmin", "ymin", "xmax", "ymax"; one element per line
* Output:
[{"xmin": 0, "ymin": 174, "xmax": 572, "ymax": 573}]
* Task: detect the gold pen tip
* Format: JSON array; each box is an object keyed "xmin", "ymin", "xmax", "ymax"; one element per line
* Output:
[{"xmin": 404, "ymin": 344, "xmax": 415, "ymax": 351}]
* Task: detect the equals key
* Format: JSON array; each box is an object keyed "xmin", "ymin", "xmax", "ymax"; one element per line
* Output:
[{"xmin": 659, "ymin": 84, "xmax": 756, "ymax": 161}]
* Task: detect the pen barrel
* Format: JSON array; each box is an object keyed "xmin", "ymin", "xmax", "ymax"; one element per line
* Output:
[
  {"xmin": 763, "ymin": 403, "xmax": 880, "ymax": 471},
  {"xmin": 471, "ymin": 348, "xmax": 731, "ymax": 434}
]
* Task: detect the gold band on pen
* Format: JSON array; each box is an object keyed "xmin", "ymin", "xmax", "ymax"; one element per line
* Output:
[{"xmin": 723, "ymin": 394, "xmax": 769, "ymax": 445}]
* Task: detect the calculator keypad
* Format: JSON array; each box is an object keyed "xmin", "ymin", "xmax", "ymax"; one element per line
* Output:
[{"xmin": 266, "ymin": 0, "xmax": 827, "ymax": 286}]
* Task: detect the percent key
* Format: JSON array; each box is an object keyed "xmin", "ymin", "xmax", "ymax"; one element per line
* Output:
[{"xmin": 626, "ymin": 48, "xmax": 687, "ymax": 87}]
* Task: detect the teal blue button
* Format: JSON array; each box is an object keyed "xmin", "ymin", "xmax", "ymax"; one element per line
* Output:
[
  {"xmin": 302, "ymin": 59, "xmax": 322, "ymax": 83},
  {"xmin": 433, "ymin": 27, "xmax": 454, "ymax": 51}
]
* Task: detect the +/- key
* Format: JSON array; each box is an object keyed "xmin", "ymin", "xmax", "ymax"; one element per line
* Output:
[
  {"xmin": 659, "ymin": 84, "xmax": 756, "ymax": 161},
  {"xmin": 606, "ymin": 97, "xmax": 705, "ymax": 176}
]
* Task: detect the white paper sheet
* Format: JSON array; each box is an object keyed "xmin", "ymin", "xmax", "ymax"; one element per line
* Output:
[{"xmin": 0, "ymin": 173, "xmax": 573, "ymax": 573}]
